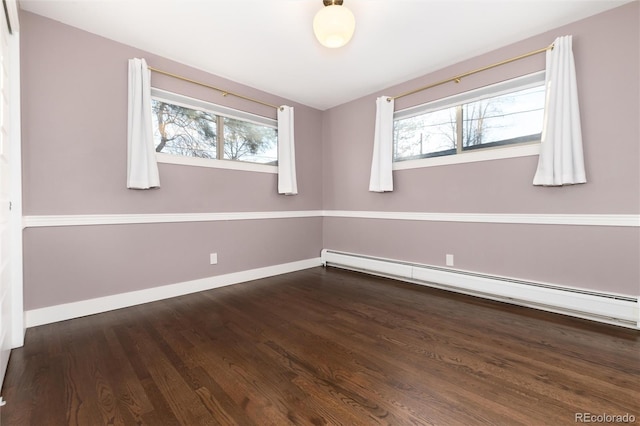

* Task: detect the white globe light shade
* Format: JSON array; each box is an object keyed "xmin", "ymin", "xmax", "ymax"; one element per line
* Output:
[{"xmin": 313, "ymin": 4, "xmax": 355, "ymax": 48}]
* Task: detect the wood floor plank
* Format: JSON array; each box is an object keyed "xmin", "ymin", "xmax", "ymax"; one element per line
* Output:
[
  {"xmin": 121, "ymin": 321, "xmax": 216, "ymax": 425},
  {"xmin": 1, "ymin": 267, "xmax": 638, "ymax": 425},
  {"xmin": 103, "ymin": 327, "xmax": 155, "ymax": 423},
  {"xmin": 144, "ymin": 298, "xmax": 306, "ymax": 425},
  {"xmin": 205, "ymin": 276, "xmax": 528, "ymax": 423},
  {"xmin": 191, "ymin": 368, "xmax": 256, "ymax": 426},
  {"xmin": 111, "ymin": 317, "xmax": 182, "ymax": 426},
  {"xmin": 207, "ymin": 296, "xmax": 434, "ymax": 424},
  {"xmin": 230, "ymin": 276, "xmax": 536, "ymax": 421}
]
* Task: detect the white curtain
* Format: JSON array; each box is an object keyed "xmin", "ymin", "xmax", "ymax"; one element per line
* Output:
[
  {"xmin": 533, "ymin": 35, "xmax": 586, "ymax": 186},
  {"xmin": 277, "ymin": 105, "xmax": 298, "ymax": 195},
  {"xmin": 369, "ymin": 96, "xmax": 395, "ymax": 192},
  {"xmin": 127, "ymin": 58, "xmax": 160, "ymax": 189}
]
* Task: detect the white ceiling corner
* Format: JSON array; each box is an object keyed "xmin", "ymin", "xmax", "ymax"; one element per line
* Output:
[{"xmin": 18, "ymin": 0, "xmax": 633, "ymax": 110}]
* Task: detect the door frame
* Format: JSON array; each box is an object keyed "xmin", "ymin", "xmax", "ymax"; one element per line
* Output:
[
  {"xmin": 5, "ymin": 0, "xmax": 24, "ymax": 349},
  {"xmin": 3, "ymin": 0, "xmax": 26, "ymax": 348}
]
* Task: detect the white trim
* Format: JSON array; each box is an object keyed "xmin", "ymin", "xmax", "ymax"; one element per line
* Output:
[
  {"xmin": 321, "ymin": 249, "xmax": 639, "ymax": 329},
  {"xmin": 156, "ymin": 152, "xmax": 277, "ymax": 174},
  {"xmin": 393, "ymin": 142, "xmax": 540, "ymax": 170},
  {"xmin": 25, "ymin": 257, "xmax": 322, "ymax": 328},
  {"xmin": 22, "ymin": 210, "xmax": 640, "ymax": 228},
  {"xmin": 323, "ymin": 210, "xmax": 640, "ymax": 227},
  {"xmin": 8, "ymin": 25, "xmax": 23, "ymax": 348},
  {"xmin": 23, "ymin": 210, "xmax": 323, "ymax": 228}
]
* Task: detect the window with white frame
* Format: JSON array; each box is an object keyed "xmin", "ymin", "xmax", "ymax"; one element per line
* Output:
[
  {"xmin": 393, "ymin": 72, "xmax": 546, "ymax": 165},
  {"xmin": 151, "ymin": 89, "xmax": 278, "ymax": 170}
]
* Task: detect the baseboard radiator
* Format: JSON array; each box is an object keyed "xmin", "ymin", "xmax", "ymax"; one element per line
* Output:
[{"xmin": 320, "ymin": 249, "xmax": 639, "ymax": 329}]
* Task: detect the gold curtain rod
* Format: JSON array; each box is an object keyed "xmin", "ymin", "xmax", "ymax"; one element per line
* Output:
[
  {"xmin": 148, "ymin": 66, "xmax": 282, "ymax": 111},
  {"xmin": 388, "ymin": 43, "xmax": 554, "ymax": 102}
]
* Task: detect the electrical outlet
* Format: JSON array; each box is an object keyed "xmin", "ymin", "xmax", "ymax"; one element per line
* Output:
[
  {"xmin": 210, "ymin": 253, "xmax": 218, "ymax": 265},
  {"xmin": 446, "ymin": 254, "xmax": 454, "ymax": 266}
]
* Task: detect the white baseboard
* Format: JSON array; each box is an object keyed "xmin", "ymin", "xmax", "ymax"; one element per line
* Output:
[
  {"xmin": 321, "ymin": 249, "xmax": 640, "ymax": 329},
  {"xmin": 25, "ymin": 257, "xmax": 322, "ymax": 328},
  {"xmin": 22, "ymin": 251, "xmax": 640, "ymax": 330}
]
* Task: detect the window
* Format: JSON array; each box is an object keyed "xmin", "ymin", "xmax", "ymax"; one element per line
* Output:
[
  {"xmin": 393, "ymin": 72, "xmax": 545, "ymax": 167},
  {"xmin": 150, "ymin": 89, "xmax": 278, "ymax": 171}
]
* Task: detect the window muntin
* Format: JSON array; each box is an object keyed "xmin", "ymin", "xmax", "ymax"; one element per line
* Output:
[
  {"xmin": 393, "ymin": 72, "xmax": 545, "ymax": 162},
  {"xmin": 151, "ymin": 89, "xmax": 277, "ymax": 166}
]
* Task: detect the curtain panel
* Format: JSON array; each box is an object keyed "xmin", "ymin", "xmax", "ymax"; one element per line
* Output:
[
  {"xmin": 533, "ymin": 35, "xmax": 586, "ymax": 186},
  {"xmin": 277, "ymin": 105, "xmax": 298, "ymax": 195},
  {"xmin": 369, "ymin": 96, "xmax": 395, "ymax": 192},
  {"xmin": 127, "ymin": 58, "xmax": 160, "ymax": 189}
]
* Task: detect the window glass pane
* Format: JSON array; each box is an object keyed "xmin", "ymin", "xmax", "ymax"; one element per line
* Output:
[
  {"xmin": 393, "ymin": 106, "xmax": 457, "ymax": 161},
  {"xmin": 151, "ymin": 100, "xmax": 217, "ymax": 158},
  {"xmin": 462, "ymin": 85, "xmax": 544, "ymax": 150},
  {"xmin": 223, "ymin": 117, "xmax": 278, "ymax": 164},
  {"xmin": 392, "ymin": 73, "xmax": 546, "ymax": 164}
]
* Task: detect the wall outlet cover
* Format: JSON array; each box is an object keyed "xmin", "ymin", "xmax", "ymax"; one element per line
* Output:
[{"xmin": 446, "ymin": 254, "xmax": 454, "ymax": 266}]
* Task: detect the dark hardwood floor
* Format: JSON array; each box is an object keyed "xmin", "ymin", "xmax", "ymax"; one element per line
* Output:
[{"xmin": 1, "ymin": 267, "xmax": 638, "ymax": 425}]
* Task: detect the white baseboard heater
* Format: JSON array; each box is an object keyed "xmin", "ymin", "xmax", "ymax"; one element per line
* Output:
[{"xmin": 320, "ymin": 249, "xmax": 639, "ymax": 330}]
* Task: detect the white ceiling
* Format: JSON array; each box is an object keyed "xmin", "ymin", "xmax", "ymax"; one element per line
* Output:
[{"xmin": 19, "ymin": 0, "xmax": 632, "ymax": 110}]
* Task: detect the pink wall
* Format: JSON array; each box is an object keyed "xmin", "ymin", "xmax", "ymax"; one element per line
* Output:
[
  {"xmin": 21, "ymin": 3, "xmax": 640, "ymax": 311},
  {"xmin": 24, "ymin": 218, "xmax": 322, "ymax": 309},
  {"xmin": 323, "ymin": 3, "xmax": 639, "ymax": 214},
  {"xmin": 322, "ymin": 3, "xmax": 640, "ymax": 295},
  {"xmin": 324, "ymin": 218, "xmax": 640, "ymax": 295},
  {"xmin": 21, "ymin": 11, "xmax": 323, "ymax": 215},
  {"xmin": 20, "ymin": 11, "xmax": 324, "ymax": 309}
]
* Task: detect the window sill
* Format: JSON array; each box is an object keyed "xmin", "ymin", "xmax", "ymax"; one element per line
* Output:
[
  {"xmin": 156, "ymin": 153, "xmax": 278, "ymax": 174},
  {"xmin": 392, "ymin": 143, "xmax": 540, "ymax": 171}
]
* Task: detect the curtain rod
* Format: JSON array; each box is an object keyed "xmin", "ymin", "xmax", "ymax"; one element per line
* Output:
[
  {"xmin": 388, "ymin": 43, "xmax": 554, "ymax": 103},
  {"xmin": 148, "ymin": 66, "xmax": 282, "ymax": 111}
]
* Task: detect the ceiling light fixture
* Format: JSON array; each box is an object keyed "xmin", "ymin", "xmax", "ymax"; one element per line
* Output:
[{"xmin": 313, "ymin": 0, "xmax": 355, "ymax": 49}]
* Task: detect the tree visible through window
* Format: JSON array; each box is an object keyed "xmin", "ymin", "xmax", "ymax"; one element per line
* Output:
[
  {"xmin": 462, "ymin": 86, "xmax": 545, "ymax": 151},
  {"xmin": 394, "ymin": 107, "xmax": 457, "ymax": 160},
  {"xmin": 153, "ymin": 101, "xmax": 217, "ymax": 159},
  {"xmin": 222, "ymin": 117, "xmax": 277, "ymax": 163},
  {"xmin": 393, "ymin": 75, "xmax": 545, "ymax": 162},
  {"xmin": 151, "ymin": 94, "xmax": 277, "ymax": 165}
]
